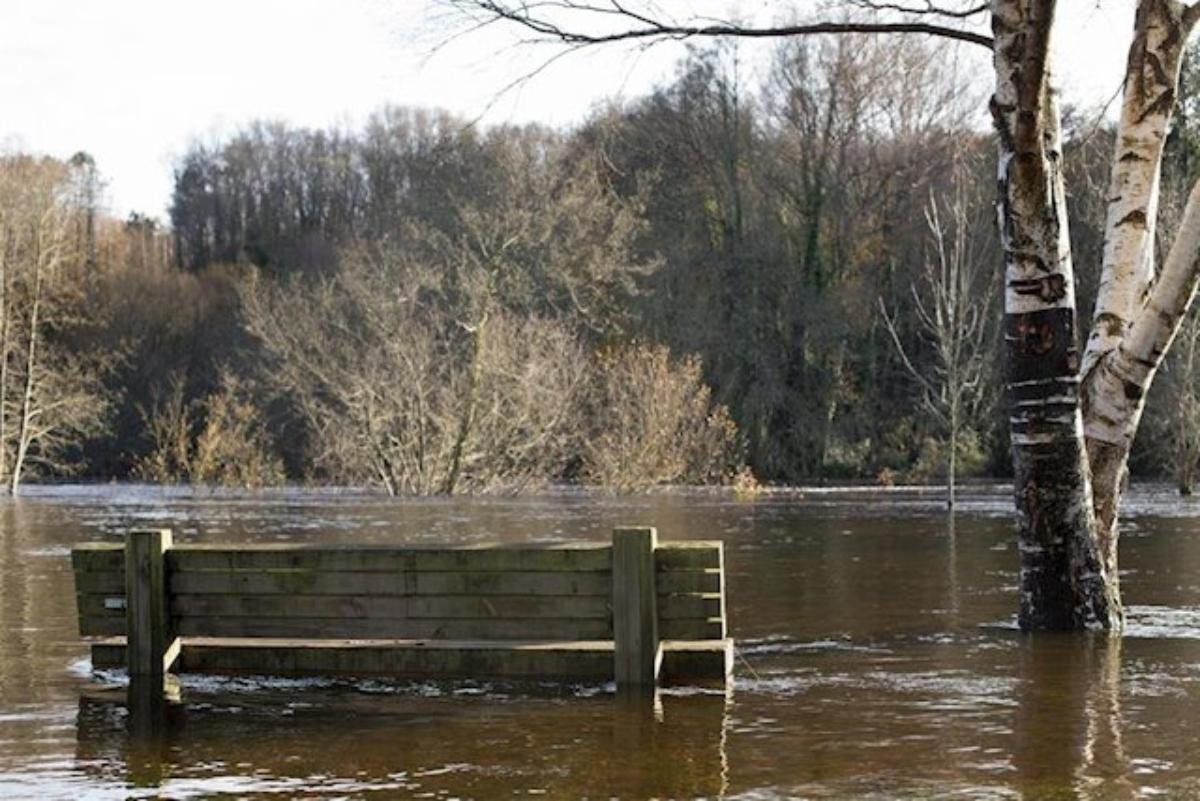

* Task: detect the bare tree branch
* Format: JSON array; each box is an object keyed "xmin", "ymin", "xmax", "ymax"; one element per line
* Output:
[{"xmin": 445, "ymin": 0, "xmax": 994, "ymax": 49}]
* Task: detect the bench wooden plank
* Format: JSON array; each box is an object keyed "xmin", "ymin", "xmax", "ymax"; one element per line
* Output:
[
  {"xmin": 80, "ymin": 615, "xmax": 125, "ymax": 637},
  {"xmin": 168, "ymin": 594, "xmax": 612, "ymax": 620},
  {"xmin": 172, "ymin": 616, "xmax": 613, "ymax": 640},
  {"xmin": 659, "ymin": 617, "xmax": 725, "ymax": 640},
  {"xmin": 656, "ymin": 569, "xmax": 721, "ymax": 594},
  {"xmin": 73, "ymin": 571, "xmax": 125, "ymax": 594},
  {"xmin": 72, "ymin": 544, "xmax": 123, "ymax": 572},
  {"xmin": 655, "ymin": 543, "xmax": 722, "ymax": 570},
  {"xmin": 90, "ymin": 636, "xmax": 733, "ymax": 683},
  {"xmin": 82, "ymin": 571, "xmax": 715, "ymax": 602},
  {"xmin": 657, "ymin": 593, "xmax": 723, "ymax": 620},
  {"xmin": 180, "ymin": 638, "xmax": 615, "ymax": 679},
  {"xmin": 168, "ymin": 570, "xmax": 611, "ymax": 597},
  {"xmin": 73, "ymin": 543, "xmax": 613, "ymax": 571},
  {"xmin": 166, "ymin": 545, "xmax": 612, "ymax": 573}
]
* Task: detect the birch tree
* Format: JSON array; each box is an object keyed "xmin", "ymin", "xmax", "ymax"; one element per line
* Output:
[{"xmin": 445, "ymin": 0, "xmax": 1200, "ymax": 630}]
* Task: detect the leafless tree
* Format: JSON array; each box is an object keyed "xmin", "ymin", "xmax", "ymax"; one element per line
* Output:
[
  {"xmin": 881, "ymin": 157, "xmax": 993, "ymax": 508},
  {"xmin": 0, "ymin": 155, "xmax": 112, "ymax": 494},
  {"xmin": 242, "ymin": 242, "xmax": 592, "ymax": 494}
]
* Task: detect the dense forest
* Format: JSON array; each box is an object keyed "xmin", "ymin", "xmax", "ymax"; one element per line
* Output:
[{"xmin": 5, "ymin": 35, "xmax": 1200, "ymax": 494}]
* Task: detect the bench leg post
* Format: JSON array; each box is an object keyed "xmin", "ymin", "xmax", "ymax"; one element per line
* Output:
[
  {"xmin": 125, "ymin": 529, "xmax": 174, "ymax": 679},
  {"xmin": 612, "ymin": 526, "xmax": 660, "ymax": 690}
]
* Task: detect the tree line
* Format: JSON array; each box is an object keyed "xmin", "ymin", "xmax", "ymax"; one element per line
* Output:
[{"xmin": 6, "ymin": 33, "xmax": 1200, "ymax": 495}]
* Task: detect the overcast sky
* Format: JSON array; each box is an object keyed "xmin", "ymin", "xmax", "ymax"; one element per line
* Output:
[{"xmin": 0, "ymin": 1, "xmax": 1135, "ymax": 219}]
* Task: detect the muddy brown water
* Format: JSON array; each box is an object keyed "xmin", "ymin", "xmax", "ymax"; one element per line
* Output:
[{"xmin": 3, "ymin": 484, "xmax": 1200, "ymax": 799}]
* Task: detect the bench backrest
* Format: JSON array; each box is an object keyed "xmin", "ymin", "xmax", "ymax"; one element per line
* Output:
[{"xmin": 72, "ymin": 536, "xmax": 725, "ymax": 643}]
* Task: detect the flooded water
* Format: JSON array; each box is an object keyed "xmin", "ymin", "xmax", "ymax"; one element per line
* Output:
[{"xmin": 3, "ymin": 484, "xmax": 1200, "ymax": 799}]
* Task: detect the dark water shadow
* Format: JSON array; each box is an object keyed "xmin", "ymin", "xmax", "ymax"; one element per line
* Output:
[{"xmin": 74, "ymin": 678, "xmax": 732, "ymax": 798}]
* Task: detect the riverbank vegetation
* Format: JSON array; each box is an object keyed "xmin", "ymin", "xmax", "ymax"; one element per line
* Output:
[{"xmin": 8, "ymin": 35, "xmax": 1200, "ymax": 495}]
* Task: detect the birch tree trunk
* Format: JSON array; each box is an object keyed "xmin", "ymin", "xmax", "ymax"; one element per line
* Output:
[
  {"xmin": 1081, "ymin": 0, "xmax": 1200, "ymax": 604},
  {"xmin": 991, "ymin": 0, "xmax": 1118, "ymax": 629}
]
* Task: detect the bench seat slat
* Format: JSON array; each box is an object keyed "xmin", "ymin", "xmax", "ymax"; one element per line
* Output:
[
  {"xmin": 657, "ymin": 593, "xmax": 723, "ymax": 620},
  {"xmin": 73, "ymin": 571, "xmax": 125, "ymax": 594},
  {"xmin": 656, "ymin": 570, "xmax": 721, "ymax": 594},
  {"xmin": 659, "ymin": 617, "xmax": 725, "ymax": 640},
  {"xmin": 88, "ymin": 636, "xmax": 732, "ymax": 683},
  {"xmin": 172, "ymin": 616, "xmax": 613, "ymax": 640},
  {"xmin": 168, "ymin": 570, "xmax": 611, "ymax": 597},
  {"xmin": 655, "ymin": 543, "xmax": 722, "ymax": 570},
  {"xmin": 168, "ymin": 594, "xmax": 612, "ymax": 620},
  {"xmin": 167, "ymin": 545, "xmax": 612, "ymax": 573}
]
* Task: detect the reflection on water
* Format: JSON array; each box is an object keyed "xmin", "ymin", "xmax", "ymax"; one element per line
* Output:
[
  {"xmin": 75, "ymin": 683, "xmax": 733, "ymax": 799},
  {"xmin": 4, "ymin": 484, "xmax": 1200, "ymax": 797}
]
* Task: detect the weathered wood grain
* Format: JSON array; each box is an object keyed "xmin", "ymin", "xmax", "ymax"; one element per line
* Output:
[
  {"xmin": 656, "ymin": 569, "xmax": 721, "ymax": 594},
  {"xmin": 73, "ymin": 570, "xmax": 125, "ymax": 594},
  {"xmin": 91, "ymin": 636, "xmax": 734, "ymax": 683},
  {"xmin": 125, "ymin": 529, "xmax": 172, "ymax": 678},
  {"xmin": 657, "ymin": 593, "xmax": 723, "ymax": 620},
  {"xmin": 173, "ymin": 616, "xmax": 613, "ymax": 640},
  {"xmin": 180, "ymin": 637, "xmax": 615, "ymax": 679},
  {"xmin": 613, "ymin": 527, "xmax": 659, "ymax": 686},
  {"xmin": 655, "ymin": 543, "xmax": 722, "ymax": 570},
  {"xmin": 166, "ymin": 544, "xmax": 612, "ymax": 573},
  {"xmin": 659, "ymin": 617, "xmax": 725, "ymax": 640},
  {"xmin": 168, "ymin": 569, "xmax": 611, "ymax": 597},
  {"xmin": 79, "ymin": 615, "xmax": 126, "ymax": 637},
  {"xmin": 169, "ymin": 594, "xmax": 611, "ymax": 620},
  {"xmin": 72, "ymin": 544, "xmax": 123, "ymax": 572}
]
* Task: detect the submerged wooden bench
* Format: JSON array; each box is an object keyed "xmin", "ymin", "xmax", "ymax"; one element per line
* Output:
[{"xmin": 71, "ymin": 527, "xmax": 732, "ymax": 690}]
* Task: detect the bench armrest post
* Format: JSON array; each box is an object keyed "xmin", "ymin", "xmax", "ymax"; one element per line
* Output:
[
  {"xmin": 612, "ymin": 526, "xmax": 660, "ymax": 688},
  {"xmin": 125, "ymin": 529, "xmax": 173, "ymax": 678}
]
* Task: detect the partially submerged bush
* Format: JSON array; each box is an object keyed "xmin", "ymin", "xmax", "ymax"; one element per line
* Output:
[
  {"xmin": 583, "ymin": 344, "xmax": 742, "ymax": 491},
  {"xmin": 135, "ymin": 371, "xmax": 283, "ymax": 488}
]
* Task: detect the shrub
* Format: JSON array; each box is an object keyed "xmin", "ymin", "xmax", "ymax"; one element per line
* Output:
[
  {"xmin": 134, "ymin": 371, "xmax": 283, "ymax": 488},
  {"xmin": 583, "ymin": 344, "xmax": 743, "ymax": 491}
]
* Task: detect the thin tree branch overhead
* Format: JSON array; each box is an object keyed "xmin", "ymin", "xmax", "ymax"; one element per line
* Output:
[{"xmin": 447, "ymin": 1, "xmax": 995, "ymax": 49}]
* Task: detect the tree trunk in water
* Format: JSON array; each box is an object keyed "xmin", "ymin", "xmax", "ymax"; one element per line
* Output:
[
  {"xmin": 991, "ymin": 0, "xmax": 1119, "ymax": 630},
  {"xmin": 1081, "ymin": 0, "xmax": 1199, "ymax": 608},
  {"xmin": 948, "ymin": 400, "xmax": 957, "ymax": 511}
]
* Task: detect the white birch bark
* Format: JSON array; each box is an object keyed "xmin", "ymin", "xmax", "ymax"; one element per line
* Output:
[
  {"xmin": 1082, "ymin": 0, "xmax": 1196, "ymax": 380},
  {"xmin": 1085, "ymin": 175, "xmax": 1200, "ymax": 556},
  {"xmin": 991, "ymin": 0, "xmax": 1118, "ymax": 629},
  {"xmin": 1080, "ymin": 0, "xmax": 1200, "ymax": 596}
]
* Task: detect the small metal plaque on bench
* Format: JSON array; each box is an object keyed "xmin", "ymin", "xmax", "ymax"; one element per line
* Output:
[{"xmin": 104, "ymin": 597, "xmax": 126, "ymax": 611}]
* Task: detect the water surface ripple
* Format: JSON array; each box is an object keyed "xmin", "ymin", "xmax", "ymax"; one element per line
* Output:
[{"xmin": 2, "ymin": 484, "xmax": 1200, "ymax": 798}]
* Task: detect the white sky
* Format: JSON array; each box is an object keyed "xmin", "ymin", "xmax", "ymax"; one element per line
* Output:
[{"xmin": 0, "ymin": 1, "xmax": 1136, "ymax": 219}]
